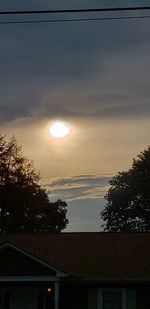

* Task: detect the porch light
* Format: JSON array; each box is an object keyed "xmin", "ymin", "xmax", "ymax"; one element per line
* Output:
[{"xmin": 47, "ymin": 288, "xmax": 52, "ymax": 293}]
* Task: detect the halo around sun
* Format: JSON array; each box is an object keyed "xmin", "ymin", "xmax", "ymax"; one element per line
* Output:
[{"xmin": 49, "ymin": 121, "xmax": 70, "ymax": 138}]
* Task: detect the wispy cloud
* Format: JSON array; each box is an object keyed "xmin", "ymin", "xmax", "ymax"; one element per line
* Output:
[{"xmin": 44, "ymin": 174, "xmax": 111, "ymax": 201}]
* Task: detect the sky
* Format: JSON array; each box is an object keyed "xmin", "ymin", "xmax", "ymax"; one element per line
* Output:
[{"xmin": 0, "ymin": 0, "xmax": 150, "ymax": 231}]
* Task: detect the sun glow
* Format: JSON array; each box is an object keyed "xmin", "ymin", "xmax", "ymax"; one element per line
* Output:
[{"xmin": 49, "ymin": 121, "xmax": 70, "ymax": 138}]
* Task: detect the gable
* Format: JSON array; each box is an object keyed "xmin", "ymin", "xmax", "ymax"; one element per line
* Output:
[
  {"xmin": 0, "ymin": 232, "xmax": 150, "ymax": 280},
  {"xmin": 0, "ymin": 245, "xmax": 56, "ymax": 276}
]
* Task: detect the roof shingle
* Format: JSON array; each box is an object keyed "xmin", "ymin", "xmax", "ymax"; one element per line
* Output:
[{"xmin": 0, "ymin": 232, "xmax": 149, "ymax": 280}]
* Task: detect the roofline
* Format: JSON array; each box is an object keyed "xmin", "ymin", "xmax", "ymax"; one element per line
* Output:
[
  {"xmin": 0, "ymin": 276, "xmax": 60, "ymax": 282},
  {"xmin": 1, "ymin": 232, "xmax": 150, "ymax": 235},
  {"xmin": 82, "ymin": 277, "xmax": 150, "ymax": 282},
  {"xmin": 63, "ymin": 276, "xmax": 150, "ymax": 285},
  {"xmin": 0, "ymin": 242, "xmax": 65, "ymax": 277}
]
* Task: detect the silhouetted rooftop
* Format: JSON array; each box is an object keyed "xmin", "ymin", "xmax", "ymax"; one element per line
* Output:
[{"xmin": 0, "ymin": 232, "xmax": 149, "ymax": 281}]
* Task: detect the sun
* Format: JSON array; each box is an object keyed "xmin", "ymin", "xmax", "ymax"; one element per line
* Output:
[{"xmin": 49, "ymin": 121, "xmax": 70, "ymax": 138}]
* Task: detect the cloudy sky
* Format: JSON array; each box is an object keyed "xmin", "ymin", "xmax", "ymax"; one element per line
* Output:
[{"xmin": 0, "ymin": 0, "xmax": 150, "ymax": 231}]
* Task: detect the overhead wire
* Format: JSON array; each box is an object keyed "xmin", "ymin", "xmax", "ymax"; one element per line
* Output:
[
  {"xmin": 0, "ymin": 6, "xmax": 150, "ymax": 25},
  {"xmin": 0, "ymin": 15, "xmax": 150, "ymax": 25},
  {"xmin": 0, "ymin": 6, "xmax": 150, "ymax": 15}
]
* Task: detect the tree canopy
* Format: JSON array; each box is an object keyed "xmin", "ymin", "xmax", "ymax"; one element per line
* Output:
[
  {"xmin": 100, "ymin": 146, "xmax": 150, "ymax": 232},
  {"xmin": 0, "ymin": 135, "xmax": 68, "ymax": 233}
]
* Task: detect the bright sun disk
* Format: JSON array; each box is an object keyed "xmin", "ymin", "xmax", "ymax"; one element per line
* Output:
[{"xmin": 49, "ymin": 122, "xmax": 70, "ymax": 138}]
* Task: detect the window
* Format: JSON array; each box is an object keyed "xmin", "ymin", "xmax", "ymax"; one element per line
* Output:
[
  {"xmin": 38, "ymin": 290, "xmax": 44, "ymax": 309},
  {"xmin": 0, "ymin": 289, "xmax": 10, "ymax": 309},
  {"xmin": 88, "ymin": 287, "xmax": 136, "ymax": 309},
  {"xmin": 102, "ymin": 289, "xmax": 122, "ymax": 309}
]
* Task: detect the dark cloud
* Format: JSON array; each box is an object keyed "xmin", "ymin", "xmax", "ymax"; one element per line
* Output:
[
  {"xmin": 45, "ymin": 174, "xmax": 111, "ymax": 201},
  {"xmin": 0, "ymin": 0, "xmax": 150, "ymax": 123},
  {"xmin": 45, "ymin": 174, "xmax": 109, "ymax": 231},
  {"xmin": 46, "ymin": 174, "xmax": 111, "ymax": 186},
  {"xmin": 0, "ymin": 0, "xmax": 149, "ymax": 232}
]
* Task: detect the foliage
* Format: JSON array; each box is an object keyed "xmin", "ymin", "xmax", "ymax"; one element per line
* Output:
[
  {"xmin": 100, "ymin": 146, "xmax": 150, "ymax": 232},
  {"xmin": 0, "ymin": 135, "xmax": 68, "ymax": 233}
]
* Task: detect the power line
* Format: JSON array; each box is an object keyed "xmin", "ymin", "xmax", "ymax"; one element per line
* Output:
[
  {"xmin": 0, "ymin": 6, "xmax": 150, "ymax": 15},
  {"xmin": 0, "ymin": 15, "xmax": 150, "ymax": 25}
]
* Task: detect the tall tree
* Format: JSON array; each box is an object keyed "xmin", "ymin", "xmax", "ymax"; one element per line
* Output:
[
  {"xmin": 100, "ymin": 146, "xmax": 150, "ymax": 232},
  {"xmin": 0, "ymin": 135, "xmax": 68, "ymax": 233}
]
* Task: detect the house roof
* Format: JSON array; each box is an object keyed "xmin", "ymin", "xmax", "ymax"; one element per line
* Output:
[{"xmin": 0, "ymin": 232, "xmax": 149, "ymax": 280}]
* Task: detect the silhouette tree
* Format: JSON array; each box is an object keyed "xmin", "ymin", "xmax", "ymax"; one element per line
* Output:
[
  {"xmin": 0, "ymin": 135, "xmax": 68, "ymax": 233},
  {"xmin": 100, "ymin": 146, "xmax": 150, "ymax": 232}
]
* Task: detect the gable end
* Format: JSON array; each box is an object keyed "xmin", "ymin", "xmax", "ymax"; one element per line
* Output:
[{"xmin": 0, "ymin": 243, "xmax": 57, "ymax": 277}]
